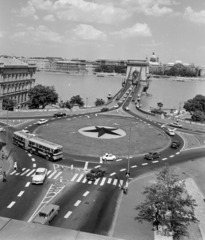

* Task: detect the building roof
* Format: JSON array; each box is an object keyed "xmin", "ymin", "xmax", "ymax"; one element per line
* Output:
[{"xmin": 0, "ymin": 57, "xmax": 28, "ymax": 67}]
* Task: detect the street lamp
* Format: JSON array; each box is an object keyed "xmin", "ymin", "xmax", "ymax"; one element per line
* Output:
[
  {"xmin": 6, "ymin": 107, "xmax": 13, "ymax": 147},
  {"xmin": 86, "ymin": 98, "xmax": 88, "ymax": 108}
]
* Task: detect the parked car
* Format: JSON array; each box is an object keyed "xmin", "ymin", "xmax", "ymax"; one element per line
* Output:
[
  {"xmin": 171, "ymin": 141, "xmax": 180, "ymax": 149},
  {"xmin": 22, "ymin": 129, "xmax": 30, "ymax": 134},
  {"xmin": 32, "ymin": 168, "xmax": 48, "ymax": 184},
  {"xmin": 144, "ymin": 152, "xmax": 161, "ymax": 160},
  {"xmin": 113, "ymin": 104, "xmax": 118, "ymax": 109},
  {"xmin": 102, "ymin": 153, "xmax": 116, "ymax": 161},
  {"xmin": 86, "ymin": 168, "xmax": 106, "ymax": 181},
  {"xmin": 101, "ymin": 107, "xmax": 109, "ymax": 112},
  {"xmin": 170, "ymin": 122, "xmax": 182, "ymax": 128},
  {"xmin": 125, "ymin": 107, "xmax": 129, "ymax": 111},
  {"xmin": 166, "ymin": 128, "xmax": 175, "ymax": 136},
  {"xmin": 32, "ymin": 204, "xmax": 60, "ymax": 225},
  {"xmin": 151, "ymin": 109, "xmax": 166, "ymax": 115},
  {"xmin": 36, "ymin": 119, "xmax": 48, "ymax": 125},
  {"xmin": 53, "ymin": 112, "xmax": 66, "ymax": 117}
]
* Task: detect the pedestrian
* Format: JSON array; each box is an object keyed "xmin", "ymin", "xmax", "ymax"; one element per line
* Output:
[
  {"xmin": 2, "ymin": 171, "xmax": 7, "ymax": 182},
  {"xmin": 14, "ymin": 161, "xmax": 18, "ymax": 171}
]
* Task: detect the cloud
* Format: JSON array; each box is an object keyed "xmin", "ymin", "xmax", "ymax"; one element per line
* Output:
[
  {"xmin": 0, "ymin": 31, "xmax": 6, "ymax": 38},
  {"xmin": 142, "ymin": 4, "xmax": 173, "ymax": 16},
  {"xmin": 72, "ymin": 24, "xmax": 107, "ymax": 41},
  {"xmin": 184, "ymin": 6, "xmax": 205, "ymax": 24},
  {"xmin": 113, "ymin": 23, "xmax": 152, "ymax": 38},
  {"xmin": 43, "ymin": 14, "xmax": 55, "ymax": 22},
  {"xmin": 18, "ymin": 1, "xmax": 39, "ymax": 20}
]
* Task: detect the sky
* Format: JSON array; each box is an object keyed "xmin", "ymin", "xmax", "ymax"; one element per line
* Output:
[{"xmin": 0, "ymin": 0, "xmax": 205, "ymax": 65}]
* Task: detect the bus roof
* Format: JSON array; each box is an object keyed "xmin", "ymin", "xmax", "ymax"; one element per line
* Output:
[{"xmin": 14, "ymin": 131, "xmax": 62, "ymax": 149}]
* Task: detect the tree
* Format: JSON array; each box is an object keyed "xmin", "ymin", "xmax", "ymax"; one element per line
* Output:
[
  {"xmin": 184, "ymin": 95, "xmax": 205, "ymax": 115},
  {"xmin": 70, "ymin": 95, "xmax": 84, "ymax": 107},
  {"xmin": 135, "ymin": 165, "xmax": 198, "ymax": 239},
  {"xmin": 157, "ymin": 102, "xmax": 163, "ymax": 110},
  {"xmin": 191, "ymin": 110, "xmax": 205, "ymax": 122},
  {"xmin": 95, "ymin": 98, "xmax": 105, "ymax": 106},
  {"xmin": 3, "ymin": 98, "xmax": 15, "ymax": 110},
  {"xmin": 27, "ymin": 84, "xmax": 58, "ymax": 109}
]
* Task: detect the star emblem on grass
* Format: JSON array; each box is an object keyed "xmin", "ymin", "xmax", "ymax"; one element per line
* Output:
[{"xmin": 83, "ymin": 126, "xmax": 121, "ymax": 138}]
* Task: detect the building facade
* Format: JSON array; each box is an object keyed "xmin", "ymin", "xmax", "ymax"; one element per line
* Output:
[{"xmin": 0, "ymin": 57, "xmax": 36, "ymax": 110}]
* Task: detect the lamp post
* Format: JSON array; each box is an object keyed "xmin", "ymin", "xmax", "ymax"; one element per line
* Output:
[
  {"xmin": 127, "ymin": 125, "xmax": 132, "ymax": 176},
  {"xmin": 6, "ymin": 107, "xmax": 13, "ymax": 148},
  {"xmin": 86, "ymin": 98, "xmax": 88, "ymax": 108}
]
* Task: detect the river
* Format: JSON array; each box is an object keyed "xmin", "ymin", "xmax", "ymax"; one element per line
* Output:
[{"xmin": 35, "ymin": 72, "xmax": 205, "ymax": 110}]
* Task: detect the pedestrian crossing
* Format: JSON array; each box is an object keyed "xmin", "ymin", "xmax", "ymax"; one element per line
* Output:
[{"xmin": 9, "ymin": 168, "xmax": 125, "ymax": 187}]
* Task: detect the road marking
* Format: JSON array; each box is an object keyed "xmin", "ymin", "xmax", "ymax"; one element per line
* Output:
[
  {"xmin": 170, "ymin": 155, "xmax": 174, "ymax": 158},
  {"xmin": 100, "ymin": 177, "xmax": 106, "ymax": 186},
  {"xmin": 22, "ymin": 168, "xmax": 26, "ymax": 171},
  {"xmin": 120, "ymin": 168, "xmax": 126, "ymax": 172},
  {"xmin": 7, "ymin": 201, "xmax": 16, "ymax": 208},
  {"xmin": 47, "ymin": 170, "xmax": 51, "ymax": 176},
  {"xmin": 107, "ymin": 178, "xmax": 112, "ymax": 184},
  {"xmin": 31, "ymin": 158, "xmax": 35, "ymax": 162},
  {"xmin": 15, "ymin": 173, "xmax": 20, "ymax": 175},
  {"xmin": 20, "ymin": 169, "xmax": 30, "ymax": 176},
  {"xmin": 116, "ymin": 159, "xmax": 122, "ymax": 162},
  {"xmin": 113, "ymin": 179, "xmax": 118, "ymax": 185},
  {"xmin": 82, "ymin": 178, "xmax": 87, "ymax": 183},
  {"xmin": 74, "ymin": 200, "xmax": 81, "ymax": 207},
  {"xmin": 94, "ymin": 178, "xmax": 100, "ymax": 185},
  {"xmin": 88, "ymin": 181, "xmax": 92, "ymax": 184},
  {"xmin": 33, "ymin": 164, "xmax": 36, "ymax": 168},
  {"xmin": 162, "ymin": 158, "xmax": 167, "ymax": 161},
  {"xmin": 47, "ymin": 171, "xmax": 57, "ymax": 179},
  {"xmin": 142, "ymin": 163, "xmax": 148, "ymax": 165},
  {"xmin": 10, "ymin": 171, "xmax": 16, "ymax": 175},
  {"xmin": 84, "ymin": 161, "xmax": 89, "ymax": 170},
  {"xmin": 119, "ymin": 180, "xmax": 124, "ymax": 187},
  {"xmin": 25, "ymin": 182, "xmax": 30, "ymax": 187},
  {"xmin": 28, "ymin": 154, "xmax": 32, "ymax": 157},
  {"xmin": 152, "ymin": 161, "xmax": 158, "ymax": 163},
  {"xmin": 83, "ymin": 191, "xmax": 90, "ymax": 197},
  {"xmin": 76, "ymin": 174, "xmax": 84, "ymax": 182},
  {"xmin": 17, "ymin": 191, "xmax": 24, "ymax": 197},
  {"xmin": 53, "ymin": 171, "xmax": 62, "ymax": 180},
  {"xmin": 64, "ymin": 211, "xmax": 72, "ymax": 219},
  {"xmin": 131, "ymin": 165, "xmax": 137, "ymax": 168},
  {"xmin": 71, "ymin": 173, "xmax": 78, "ymax": 182},
  {"xmin": 94, "ymin": 165, "xmax": 101, "ymax": 168},
  {"xmin": 176, "ymin": 152, "xmax": 180, "ymax": 155},
  {"xmin": 26, "ymin": 169, "xmax": 36, "ymax": 176},
  {"xmin": 110, "ymin": 172, "xmax": 116, "ymax": 176}
]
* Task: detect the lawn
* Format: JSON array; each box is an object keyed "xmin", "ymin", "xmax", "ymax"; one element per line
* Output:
[{"xmin": 35, "ymin": 115, "xmax": 170, "ymax": 157}]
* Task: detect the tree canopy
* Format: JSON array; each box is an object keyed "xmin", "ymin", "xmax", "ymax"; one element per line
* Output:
[
  {"xmin": 69, "ymin": 95, "xmax": 84, "ymax": 107},
  {"xmin": 3, "ymin": 98, "xmax": 15, "ymax": 110},
  {"xmin": 95, "ymin": 98, "xmax": 105, "ymax": 106},
  {"xmin": 27, "ymin": 84, "xmax": 58, "ymax": 109},
  {"xmin": 135, "ymin": 165, "xmax": 198, "ymax": 239}
]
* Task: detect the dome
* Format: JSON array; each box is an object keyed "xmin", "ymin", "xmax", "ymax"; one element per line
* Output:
[{"xmin": 150, "ymin": 52, "xmax": 157, "ymax": 62}]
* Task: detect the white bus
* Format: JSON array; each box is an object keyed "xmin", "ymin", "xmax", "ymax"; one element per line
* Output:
[{"xmin": 13, "ymin": 131, "xmax": 63, "ymax": 161}]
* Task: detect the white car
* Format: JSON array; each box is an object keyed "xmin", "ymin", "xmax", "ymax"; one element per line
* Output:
[
  {"xmin": 170, "ymin": 122, "xmax": 182, "ymax": 128},
  {"xmin": 102, "ymin": 153, "xmax": 116, "ymax": 161},
  {"xmin": 22, "ymin": 129, "xmax": 30, "ymax": 134},
  {"xmin": 166, "ymin": 128, "xmax": 175, "ymax": 136},
  {"xmin": 113, "ymin": 104, "xmax": 118, "ymax": 109},
  {"xmin": 0, "ymin": 127, "xmax": 6, "ymax": 132},
  {"xmin": 37, "ymin": 119, "xmax": 48, "ymax": 125},
  {"xmin": 32, "ymin": 168, "xmax": 48, "ymax": 184},
  {"xmin": 125, "ymin": 107, "xmax": 129, "ymax": 111}
]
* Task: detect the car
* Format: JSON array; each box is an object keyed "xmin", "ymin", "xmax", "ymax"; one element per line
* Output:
[
  {"xmin": 102, "ymin": 153, "xmax": 116, "ymax": 161},
  {"xmin": 22, "ymin": 129, "xmax": 30, "ymax": 134},
  {"xmin": 53, "ymin": 112, "xmax": 66, "ymax": 117},
  {"xmin": 32, "ymin": 168, "xmax": 48, "ymax": 184},
  {"xmin": 125, "ymin": 107, "xmax": 129, "ymax": 111},
  {"xmin": 36, "ymin": 119, "xmax": 48, "ymax": 125},
  {"xmin": 113, "ymin": 104, "xmax": 118, "ymax": 109},
  {"xmin": 32, "ymin": 204, "xmax": 60, "ymax": 225},
  {"xmin": 144, "ymin": 152, "xmax": 161, "ymax": 160},
  {"xmin": 166, "ymin": 128, "xmax": 175, "ymax": 136},
  {"xmin": 86, "ymin": 168, "xmax": 106, "ymax": 181},
  {"xmin": 0, "ymin": 127, "xmax": 6, "ymax": 132},
  {"xmin": 170, "ymin": 122, "xmax": 182, "ymax": 128},
  {"xmin": 101, "ymin": 107, "xmax": 109, "ymax": 112},
  {"xmin": 171, "ymin": 141, "xmax": 180, "ymax": 149}
]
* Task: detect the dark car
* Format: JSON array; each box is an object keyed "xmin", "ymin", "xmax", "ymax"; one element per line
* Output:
[
  {"xmin": 101, "ymin": 107, "xmax": 109, "ymax": 112},
  {"xmin": 144, "ymin": 152, "xmax": 161, "ymax": 160},
  {"xmin": 171, "ymin": 141, "xmax": 180, "ymax": 149},
  {"xmin": 53, "ymin": 112, "xmax": 66, "ymax": 117},
  {"xmin": 86, "ymin": 168, "xmax": 106, "ymax": 181}
]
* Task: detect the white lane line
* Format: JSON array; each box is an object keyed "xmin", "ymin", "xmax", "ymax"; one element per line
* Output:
[
  {"xmin": 47, "ymin": 170, "xmax": 51, "ymax": 176},
  {"xmin": 76, "ymin": 174, "xmax": 84, "ymax": 182},
  {"xmin": 7, "ymin": 201, "xmax": 16, "ymax": 208},
  {"xmin": 152, "ymin": 161, "xmax": 158, "ymax": 163},
  {"xmin": 28, "ymin": 154, "xmax": 32, "ymax": 157},
  {"xmin": 142, "ymin": 163, "xmax": 148, "ymax": 165},
  {"xmin": 17, "ymin": 191, "xmax": 24, "ymax": 197},
  {"xmin": 120, "ymin": 168, "xmax": 126, "ymax": 172},
  {"xmin": 53, "ymin": 171, "xmax": 62, "ymax": 180},
  {"xmin": 33, "ymin": 164, "xmax": 36, "ymax": 168},
  {"xmin": 94, "ymin": 178, "xmax": 100, "ymax": 185},
  {"xmin": 131, "ymin": 165, "xmax": 137, "ymax": 168},
  {"xmin": 176, "ymin": 152, "xmax": 180, "ymax": 155},
  {"xmin": 107, "ymin": 178, "xmax": 112, "ymax": 184},
  {"xmin": 64, "ymin": 211, "xmax": 72, "ymax": 219},
  {"xmin": 83, "ymin": 191, "xmax": 90, "ymax": 197},
  {"xmin": 113, "ymin": 179, "xmax": 118, "ymax": 185},
  {"xmin": 110, "ymin": 172, "xmax": 116, "ymax": 176},
  {"xmin": 100, "ymin": 177, "xmax": 106, "ymax": 186},
  {"xmin": 94, "ymin": 165, "xmax": 101, "ymax": 168},
  {"xmin": 170, "ymin": 155, "xmax": 174, "ymax": 158},
  {"xmin": 70, "ymin": 173, "xmax": 78, "ymax": 182},
  {"xmin": 15, "ymin": 173, "xmax": 20, "ymax": 175},
  {"xmin": 29, "ymin": 125, "xmax": 32, "ymax": 127},
  {"xmin": 74, "ymin": 200, "xmax": 81, "ymax": 207},
  {"xmin": 22, "ymin": 168, "xmax": 26, "ymax": 171},
  {"xmin": 26, "ymin": 169, "xmax": 36, "ymax": 177},
  {"xmin": 47, "ymin": 171, "xmax": 57, "ymax": 179},
  {"xmin": 162, "ymin": 158, "xmax": 167, "ymax": 161},
  {"xmin": 25, "ymin": 182, "xmax": 30, "ymax": 187},
  {"xmin": 84, "ymin": 161, "xmax": 89, "ymax": 170},
  {"xmin": 88, "ymin": 181, "xmax": 92, "ymax": 184},
  {"xmin": 116, "ymin": 159, "xmax": 122, "ymax": 162},
  {"xmin": 10, "ymin": 171, "xmax": 16, "ymax": 175},
  {"xmin": 31, "ymin": 158, "xmax": 35, "ymax": 162},
  {"xmin": 119, "ymin": 180, "xmax": 123, "ymax": 187},
  {"xmin": 20, "ymin": 169, "xmax": 30, "ymax": 176},
  {"xmin": 82, "ymin": 178, "xmax": 87, "ymax": 183}
]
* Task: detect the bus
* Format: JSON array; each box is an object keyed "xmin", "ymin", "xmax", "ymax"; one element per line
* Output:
[{"xmin": 13, "ymin": 131, "xmax": 63, "ymax": 161}]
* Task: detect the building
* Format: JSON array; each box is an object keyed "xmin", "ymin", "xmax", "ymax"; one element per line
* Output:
[
  {"xmin": 96, "ymin": 59, "xmax": 127, "ymax": 67},
  {"xmin": 85, "ymin": 61, "xmax": 99, "ymax": 73},
  {"xmin": 0, "ymin": 57, "xmax": 36, "ymax": 110},
  {"xmin": 50, "ymin": 59, "xmax": 86, "ymax": 73}
]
